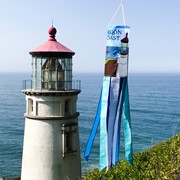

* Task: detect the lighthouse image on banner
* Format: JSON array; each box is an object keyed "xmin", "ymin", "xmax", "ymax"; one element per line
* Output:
[{"xmin": 84, "ymin": 25, "xmax": 133, "ymax": 170}]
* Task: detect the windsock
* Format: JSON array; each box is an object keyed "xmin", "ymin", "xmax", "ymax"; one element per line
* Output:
[{"xmin": 84, "ymin": 25, "xmax": 133, "ymax": 170}]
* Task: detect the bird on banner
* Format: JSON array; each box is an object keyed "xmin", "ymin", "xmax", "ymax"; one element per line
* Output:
[{"xmin": 84, "ymin": 24, "xmax": 133, "ymax": 171}]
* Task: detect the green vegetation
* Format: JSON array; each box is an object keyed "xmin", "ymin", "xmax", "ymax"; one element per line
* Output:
[{"xmin": 83, "ymin": 134, "xmax": 180, "ymax": 180}]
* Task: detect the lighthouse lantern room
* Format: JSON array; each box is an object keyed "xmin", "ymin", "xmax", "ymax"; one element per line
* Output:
[
  {"xmin": 21, "ymin": 26, "xmax": 81, "ymax": 180},
  {"xmin": 31, "ymin": 26, "xmax": 74, "ymax": 91}
]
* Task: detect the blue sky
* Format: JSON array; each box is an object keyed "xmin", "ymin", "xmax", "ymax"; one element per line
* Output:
[{"xmin": 0, "ymin": 0, "xmax": 179, "ymax": 73}]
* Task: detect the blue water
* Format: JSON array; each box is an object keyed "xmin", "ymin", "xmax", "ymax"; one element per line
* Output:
[{"xmin": 0, "ymin": 73, "xmax": 180, "ymax": 178}]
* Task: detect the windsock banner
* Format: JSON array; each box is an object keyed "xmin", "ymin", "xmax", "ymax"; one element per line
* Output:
[{"xmin": 84, "ymin": 25, "xmax": 133, "ymax": 171}]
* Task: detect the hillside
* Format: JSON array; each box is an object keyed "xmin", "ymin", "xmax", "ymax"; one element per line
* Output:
[{"xmin": 83, "ymin": 134, "xmax": 180, "ymax": 180}]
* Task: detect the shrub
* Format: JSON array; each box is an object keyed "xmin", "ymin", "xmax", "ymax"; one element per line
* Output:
[{"xmin": 83, "ymin": 134, "xmax": 180, "ymax": 180}]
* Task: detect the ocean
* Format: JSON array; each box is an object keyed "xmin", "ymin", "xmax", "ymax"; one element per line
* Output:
[{"xmin": 0, "ymin": 73, "xmax": 179, "ymax": 178}]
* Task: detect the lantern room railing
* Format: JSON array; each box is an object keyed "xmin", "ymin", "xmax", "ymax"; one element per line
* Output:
[{"xmin": 22, "ymin": 80, "xmax": 81, "ymax": 91}]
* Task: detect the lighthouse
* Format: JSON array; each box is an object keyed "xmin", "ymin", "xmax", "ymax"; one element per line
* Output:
[{"xmin": 21, "ymin": 26, "xmax": 81, "ymax": 180}]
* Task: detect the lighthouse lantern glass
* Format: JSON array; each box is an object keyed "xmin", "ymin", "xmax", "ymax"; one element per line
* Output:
[
  {"xmin": 31, "ymin": 57, "xmax": 72, "ymax": 90},
  {"xmin": 32, "ymin": 57, "xmax": 42, "ymax": 89},
  {"xmin": 42, "ymin": 58, "xmax": 64, "ymax": 90}
]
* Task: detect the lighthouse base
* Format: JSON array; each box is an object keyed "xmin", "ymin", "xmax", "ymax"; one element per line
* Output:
[{"xmin": 21, "ymin": 118, "xmax": 81, "ymax": 180}]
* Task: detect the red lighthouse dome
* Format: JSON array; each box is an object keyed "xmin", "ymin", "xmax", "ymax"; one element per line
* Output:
[{"xmin": 30, "ymin": 26, "xmax": 75, "ymax": 58}]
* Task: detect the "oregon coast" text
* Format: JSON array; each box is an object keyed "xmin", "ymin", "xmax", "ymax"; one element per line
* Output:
[{"xmin": 107, "ymin": 29, "xmax": 122, "ymax": 41}]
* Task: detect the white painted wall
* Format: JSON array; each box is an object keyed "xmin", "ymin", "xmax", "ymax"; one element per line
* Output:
[
  {"xmin": 26, "ymin": 95, "xmax": 77, "ymax": 117},
  {"xmin": 21, "ymin": 94, "xmax": 81, "ymax": 180},
  {"xmin": 21, "ymin": 118, "xmax": 81, "ymax": 180}
]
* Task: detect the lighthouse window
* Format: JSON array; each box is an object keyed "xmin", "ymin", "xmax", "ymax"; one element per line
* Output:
[
  {"xmin": 32, "ymin": 57, "xmax": 73, "ymax": 90},
  {"xmin": 42, "ymin": 59, "xmax": 64, "ymax": 90},
  {"xmin": 28, "ymin": 98, "xmax": 33, "ymax": 114},
  {"xmin": 32, "ymin": 57, "xmax": 42, "ymax": 89},
  {"xmin": 58, "ymin": 58, "xmax": 73, "ymax": 89},
  {"xmin": 66, "ymin": 131, "xmax": 72, "ymax": 152},
  {"xmin": 61, "ymin": 122, "xmax": 78, "ymax": 157},
  {"xmin": 65, "ymin": 100, "xmax": 70, "ymax": 115}
]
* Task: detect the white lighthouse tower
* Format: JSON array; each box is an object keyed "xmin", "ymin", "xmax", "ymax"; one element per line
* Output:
[{"xmin": 21, "ymin": 26, "xmax": 81, "ymax": 180}]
